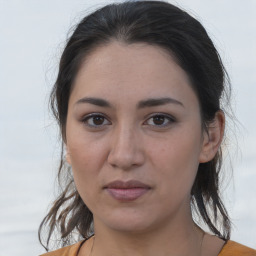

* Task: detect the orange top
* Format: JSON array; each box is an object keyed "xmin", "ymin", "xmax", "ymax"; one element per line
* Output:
[
  {"xmin": 40, "ymin": 240, "xmax": 256, "ymax": 256},
  {"xmin": 218, "ymin": 241, "xmax": 256, "ymax": 256}
]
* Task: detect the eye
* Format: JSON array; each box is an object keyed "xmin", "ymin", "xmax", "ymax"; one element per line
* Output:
[
  {"xmin": 82, "ymin": 113, "xmax": 111, "ymax": 128},
  {"xmin": 145, "ymin": 114, "xmax": 175, "ymax": 127}
]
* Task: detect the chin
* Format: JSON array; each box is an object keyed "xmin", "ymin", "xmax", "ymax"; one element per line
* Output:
[
  {"xmin": 107, "ymin": 221, "xmax": 155, "ymax": 234},
  {"xmin": 94, "ymin": 208, "xmax": 162, "ymax": 234}
]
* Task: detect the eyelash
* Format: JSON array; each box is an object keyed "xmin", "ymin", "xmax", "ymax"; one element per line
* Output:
[
  {"xmin": 81, "ymin": 113, "xmax": 111, "ymax": 128},
  {"xmin": 81, "ymin": 113, "xmax": 176, "ymax": 128},
  {"xmin": 145, "ymin": 113, "xmax": 176, "ymax": 127}
]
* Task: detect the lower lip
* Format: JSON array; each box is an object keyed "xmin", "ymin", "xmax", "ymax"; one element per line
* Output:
[{"xmin": 106, "ymin": 188, "xmax": 149, "ymax": 201}]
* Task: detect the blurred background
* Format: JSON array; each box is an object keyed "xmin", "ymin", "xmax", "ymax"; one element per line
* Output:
[{"xmin": 0, "ymin": 0, "xmax": 255, "ymax": 255}]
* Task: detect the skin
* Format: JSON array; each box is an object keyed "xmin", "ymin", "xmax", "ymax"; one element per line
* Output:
[{"xmin": 66, "ymin": 41, "xmax": 225, "ymax": 256}]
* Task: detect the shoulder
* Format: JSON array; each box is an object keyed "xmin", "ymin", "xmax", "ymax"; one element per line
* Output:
[
  {"xmin": 40, "ymin": 240, "xmax": 84, "ymax": 256},
  {"xmin": 219, "ymin": 240, "xmax": 256, "ymax": 256}
]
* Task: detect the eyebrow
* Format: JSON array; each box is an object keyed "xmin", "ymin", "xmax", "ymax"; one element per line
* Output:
[
  {"xmin": 75, "ymin": 97, "xmax": 184, "ymax": 108},
  {"xmin": 76, "ymin": 97, "xmax": 111, "ymax": 107},
  {"xmin": 137, "ymin": 97, "xmax": 184, "ymax": 108}
]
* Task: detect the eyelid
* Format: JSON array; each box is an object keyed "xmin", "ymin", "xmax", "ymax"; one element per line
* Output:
[
  {"xmin": 80, "ymin": 112, "xmax": 176, "ymax": 129},
  {"xmin": 81, "ymin": 112, "xmax": 111, "ymax": 128},
  {"xmin": 144, "ymin": 113, "xmax": 176, "ymax": 127}
]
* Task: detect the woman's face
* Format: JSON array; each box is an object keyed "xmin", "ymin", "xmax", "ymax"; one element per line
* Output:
[{"xmin": 66, "ymin": 41, "xmax": 212, "ymax": 233}]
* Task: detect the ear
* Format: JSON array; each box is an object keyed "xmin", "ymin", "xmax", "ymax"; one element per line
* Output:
[
  {"xmin": 199, "ymin": 111, "xmax": 225, "ymax": 163},
  {"xmin": 65, "ymin": 145, "xmax": 72, "ymax": 165}
]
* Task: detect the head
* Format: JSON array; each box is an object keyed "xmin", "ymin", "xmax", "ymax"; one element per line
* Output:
[{"xmin": 40, "ymin": 0, "xmax": 231, "ymax": 250}]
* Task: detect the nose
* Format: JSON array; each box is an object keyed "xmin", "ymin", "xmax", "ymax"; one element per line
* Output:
[{"xmin": 107, "ymin": 125, "xmax": 145, "ymax": 170}]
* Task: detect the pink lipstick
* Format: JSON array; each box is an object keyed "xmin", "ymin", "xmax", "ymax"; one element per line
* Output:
[{"xmin": 104, "ymin": 180, "xmax": 151, "ymax": 201}]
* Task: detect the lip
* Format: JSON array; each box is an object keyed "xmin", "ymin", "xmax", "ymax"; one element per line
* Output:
[{"xmin": 104, "ymin": 180, "xmax": 151, "ymax": 201}]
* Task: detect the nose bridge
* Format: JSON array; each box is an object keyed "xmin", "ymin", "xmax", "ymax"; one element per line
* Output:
[{"xmin": 108, "ymin": 121, "xmax": 144, "ymax": 169}]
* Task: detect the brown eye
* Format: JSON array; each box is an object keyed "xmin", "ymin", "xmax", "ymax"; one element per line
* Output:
[
  {"xmin": 82, "ymin": 114, "xmax": 111, "ymax": 128},
  {"xmin": 91, "ymin": 116, "xmax": 105, "ymax": 125},
  {"xmin": 152, "ymin": 115, "xmax": 165, "ymax": 125},
  {"xmin": 145, "ymin": 114, "xmax": 175, "ymax": 127}
]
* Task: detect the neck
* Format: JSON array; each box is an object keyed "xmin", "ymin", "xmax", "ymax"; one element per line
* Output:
[{"xmin": 91, "ymin": 215, "xmax": 204, "ymax": 256}]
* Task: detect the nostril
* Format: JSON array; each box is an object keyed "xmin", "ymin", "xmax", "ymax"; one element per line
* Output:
[
  {"xmin": 107, "ymin": 144, "xmax": 145, "ymax": 170},
  {"xmin": 107, "ymin": 150, "xmax": 135, "ymax": 170},
  {"xmin": 107, "ymin": 128, "xmax": 145, "ymax": 169}
]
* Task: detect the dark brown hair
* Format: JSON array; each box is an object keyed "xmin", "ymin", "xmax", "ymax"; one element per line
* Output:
[{"xmin": 39, "ymin": 0, "xmax": 231, "ymax": 251}]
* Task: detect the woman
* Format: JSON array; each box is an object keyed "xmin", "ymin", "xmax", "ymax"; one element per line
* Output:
[{"xmin": 39, "ymin": 1, "xmax": 256, "ymax": 255}]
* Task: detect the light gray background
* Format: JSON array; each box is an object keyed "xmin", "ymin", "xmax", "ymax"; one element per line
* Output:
[{"xmin": 0, "ymin": 0, "xmax": 255, "ymax": 255}]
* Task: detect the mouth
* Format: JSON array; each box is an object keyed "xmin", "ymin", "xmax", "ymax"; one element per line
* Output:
[{"xmin": 104, "ymin": 180, "xmax": 151, "ymax": 201}]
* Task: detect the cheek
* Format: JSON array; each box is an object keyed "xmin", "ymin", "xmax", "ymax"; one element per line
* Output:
[
  {"xmin": 148, "ymin": 129, "xmax": 202, "ymax": 192},
  {"xmin": 68, "ymin": 138, "xmax": 105, "ymax": 177},
  {"xmin": 66, "ymin": 125, "xmax": 108, "ymax": 195},
  {"xmin": 67, "ymin": 138, "xmax": 105, "ymax": 210},
  {"xmin": 67, "ymin": 119, "xmax": 104, "ymax": 166}
]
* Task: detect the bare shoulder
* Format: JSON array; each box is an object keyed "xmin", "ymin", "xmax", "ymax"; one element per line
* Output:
[{"xmin": 218, "ymin": 240, "xmax": 256, "ymax": 256}]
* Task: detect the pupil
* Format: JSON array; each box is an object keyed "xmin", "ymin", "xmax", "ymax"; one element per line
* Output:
[
  {"xmin": 153, "ymin": 116, "xmax": 164, "ymax": 125},
  {"xmin": 93, "ymin": 116, "xmax": 104, "ymax": 125}
]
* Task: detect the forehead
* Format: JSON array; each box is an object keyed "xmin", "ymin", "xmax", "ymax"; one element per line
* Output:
[{"xmin": 70, "ymin": 41, "xmax": 197, "ymax": 108}]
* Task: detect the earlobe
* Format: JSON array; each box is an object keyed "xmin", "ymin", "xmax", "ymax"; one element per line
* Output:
[{"xmin": 199, "ymin": 111, "xmax": 225, "ymax": 163}]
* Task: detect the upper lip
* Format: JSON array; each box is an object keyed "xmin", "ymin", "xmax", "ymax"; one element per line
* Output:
[{"xmin": 104, "ymin": 180, "xmax": 151, "ymax": 189}]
